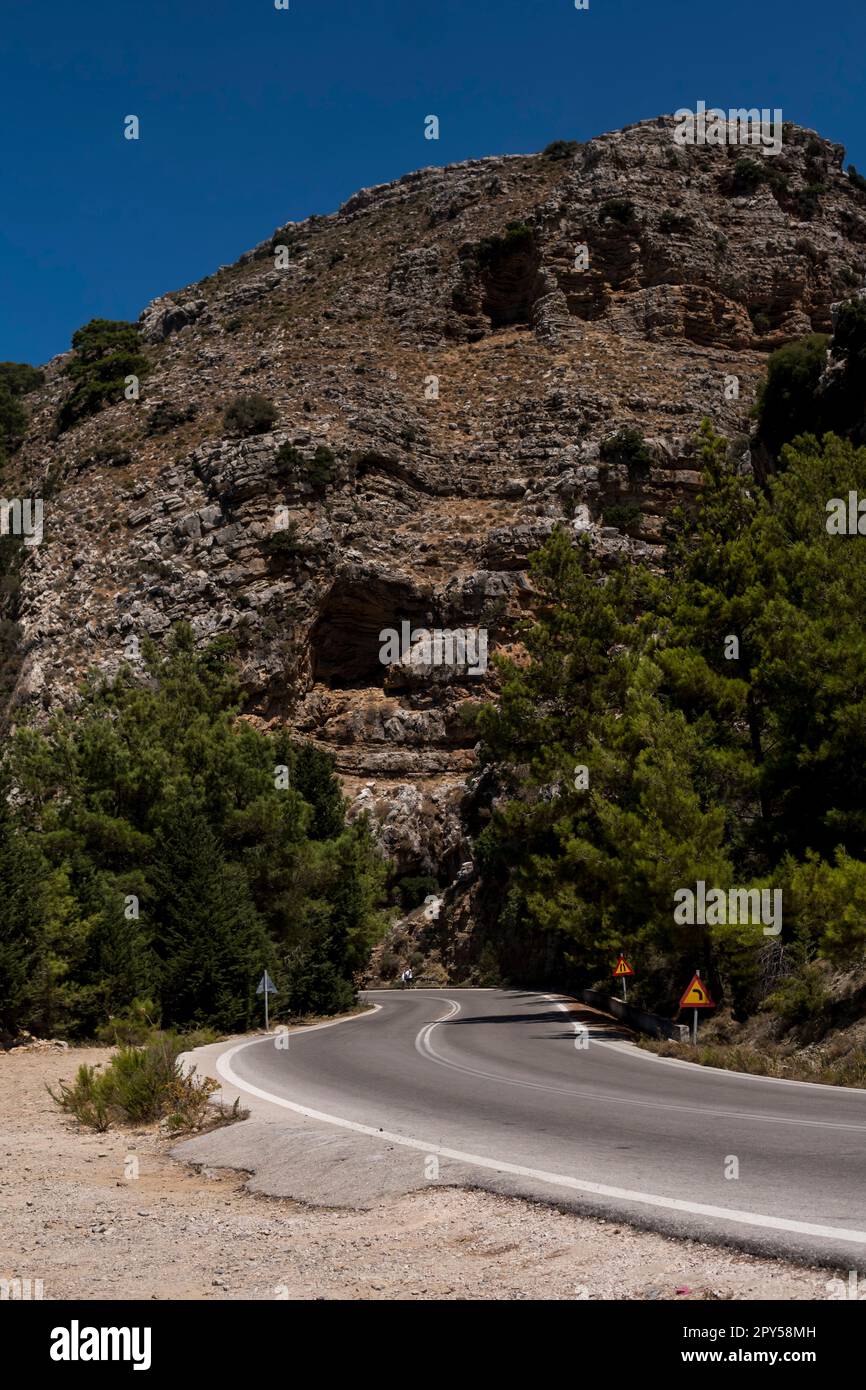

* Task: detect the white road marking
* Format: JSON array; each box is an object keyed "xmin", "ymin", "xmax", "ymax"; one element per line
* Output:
[
  {"xmin": 545, "ymin": 995, "xmax": 866, "ymax": 1096},
  {"xmin": 413, "ymin": 995, "xmax": 866, "ymax": 1132},
  {"xmin": 214, "ymin": 997, "xmax": 866, "ymax": 1247}
]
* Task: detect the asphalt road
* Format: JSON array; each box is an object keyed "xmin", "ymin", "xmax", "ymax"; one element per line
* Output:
[{"xmin": 216, "ymin": 989, "xmax": 866, "ymax": 1266}]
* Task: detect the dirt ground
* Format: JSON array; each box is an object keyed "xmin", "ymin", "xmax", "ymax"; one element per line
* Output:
[{"xmin": 0, "ymin": 1046, "xmax": 838, "ymax": 1301}]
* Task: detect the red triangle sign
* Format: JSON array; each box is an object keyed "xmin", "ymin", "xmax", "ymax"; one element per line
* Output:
[{"xmin": 680, "ymin": 973, "xmax": 715, "ymax": 1009}]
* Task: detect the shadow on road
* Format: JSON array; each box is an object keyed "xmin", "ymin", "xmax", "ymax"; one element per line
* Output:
[{"xmin": 442, "ymin": 1003, "xmax": 633, "ymax": 1043}]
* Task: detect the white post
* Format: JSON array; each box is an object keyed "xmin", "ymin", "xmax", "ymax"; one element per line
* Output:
[
  {"xmin": 622, "ymin": 977, "xmax": 627, "ymax": 1003},
  {"xmin": 264, "ymin": 976, "xmax": 269, "ymax": 1033},
  {"xmin": 692, "ymin": 1008, "xmax": 697, "ymax": 1045}
]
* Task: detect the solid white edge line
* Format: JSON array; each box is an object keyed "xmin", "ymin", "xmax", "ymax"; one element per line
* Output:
[
  {"xmin": 371, "ymin": 989, "xmax": 866, "ymax": 1096},
  {"xmin": 545, "ymin": 994, "xmax": 866, "ymax": 1096},
  {"xmin": 212, "ymin": 996, "xmax": 866, "ymax": 1248},
  {"xmin": 416, "ymin": 1000, "xmax": 866, "ymax": 1132}
]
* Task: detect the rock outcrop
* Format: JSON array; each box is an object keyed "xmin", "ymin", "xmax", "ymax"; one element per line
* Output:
[{"xmin": 5, "ymin": 115, "xmax": 866, "ymax": 876}]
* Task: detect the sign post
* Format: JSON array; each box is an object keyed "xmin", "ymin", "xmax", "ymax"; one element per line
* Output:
[
  {"xmin": 679, "ymin": 970, "xmax": 715, "ymax": 1043},
  {"xmin": 612, "ymin": 954, "xmax": 634, "ymax": 1002},
  {"xmin": 256, "ymin": 970, "xmax": 278, "ymax": 1032}
]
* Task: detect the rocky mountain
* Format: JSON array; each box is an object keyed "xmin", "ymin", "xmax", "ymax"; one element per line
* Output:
[{"xmin": 5, "ymin": 114, "xmax": 866, "ymax": 883}]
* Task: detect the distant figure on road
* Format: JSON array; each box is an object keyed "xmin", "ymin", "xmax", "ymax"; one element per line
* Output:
[{"xmin": 400, "ymin": 967, "xmax": 414, "ymax": 989}]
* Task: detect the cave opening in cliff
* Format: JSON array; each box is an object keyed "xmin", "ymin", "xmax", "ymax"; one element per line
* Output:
[
  {"xmin": 311, "ymin": 577, "xmax": 430, "ymax": 689},
  {"xmin": 478, "ymin": 224, "xmax": 544, "ymax": 329}
]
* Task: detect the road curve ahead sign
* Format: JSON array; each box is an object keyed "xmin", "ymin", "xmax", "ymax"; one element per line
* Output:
[{"xmin": 680, "ymin": 973, "xmax": 715, "ymax": 1008}]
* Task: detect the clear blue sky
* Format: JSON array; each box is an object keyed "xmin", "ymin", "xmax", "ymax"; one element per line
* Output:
[{"xmin": 2, "ymin": 0, "xmax": 865, "ymax": 366}]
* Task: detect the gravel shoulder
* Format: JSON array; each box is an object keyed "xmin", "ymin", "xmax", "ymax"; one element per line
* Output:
[{"xmin": 0, "ymin": 1045, "xmax": 838, "ymax": 1301}]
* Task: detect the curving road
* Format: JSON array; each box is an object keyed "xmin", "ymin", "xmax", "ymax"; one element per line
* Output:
[{"xmin": 214, "ymin": 988, "xmax": 866, "ymax": 1266}]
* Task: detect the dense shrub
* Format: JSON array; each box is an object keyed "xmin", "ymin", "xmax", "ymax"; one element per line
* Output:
[
  {"xmin": 306, "ymin": 445, "xmax": 335, "ymax": 487},
  {"xmin": 48, "ymin": 1033, "xmax": 237, "ymax": 1132},
  {"xmin": 262, "ymin": 522, "xmax": 303, "ymax": 556},
  {"xmin": 848, "ymin": 165, "xmax": 866, "ymax": 195},
  {"xmin": 795, "ymin": 183, "xmax": 825, "ymax": 219},
  {"xmin": 274, "ymin": 443, "xmax": 302, "ymax": 476},
  {"xmin": 57, "ymin": 319, "xmax": 149, "ymax": 432},
  {"xmin": 731, "ymin": 157, "xmax": 765, "ymax": 193},
  {"xmin": 755, "ymin": 302, "xmax": 866, "ymax": 458},
  {"xmin": 379, "ymin": 949, "xmax": 400, "ymax": 979},
  {"xmin": 0, "ymin": 362, "xmax": 44, "ymax": 396},
  {"xmin": 766, "ymin": 967, "xmax": 829, "ymax": 1026},
  {"xmin": 146, "ymin": 400, "xmax": 198, "ymax": 435},
  {"xmin": 658, "ymin": 210, "xmax": 695, "ymax": 234},
  {"xmin": 0, "ymin": 388, "xmax": 28, "ymax": 460},
  {"xmin": 598, "ymin": 198, "xmax": 637, "ymax": 226},
  {"xmin": 727, "ymin": 158, "xmax": 787, "ymax": 201},
  {"xmin": 599, "ymin": 425, "xmax": 652, "ymax": 480},
  {"xmin": 0, "ymin": 358, "xmax": 41, "ymax": 461},
  {"xmin": 603, "ymin": 502, "xmax": 642, "ymax": 534},
  {"xmin": 394, "ymin": 874, "xmax": 439, "ymax": 909},
  {"xmin": 754, "ymin": 333, "xmax": 830, "ymax": 455},
  {"xmin": 476, "ymin": 222, "xmax": 535, "ymax": 269},
  {"xmin": 223, "ymin": 393, "xmax": 277, "ymax": 437},
  {"xmin": 275, "ymin": 442, "xmax": 335, "ymax": 489},
  {"xmin": 542, "ymin": 140, "xmax": 578, "ymax": 161}
]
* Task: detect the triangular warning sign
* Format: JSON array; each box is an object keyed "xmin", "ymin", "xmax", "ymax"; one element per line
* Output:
[
  {"xmin": 680, "ymin": 973, "xmax": 715, "ymax": 1008},
  {"xmin": 612, "ymin": 955, "xmax": 634, "ymax": 978}
]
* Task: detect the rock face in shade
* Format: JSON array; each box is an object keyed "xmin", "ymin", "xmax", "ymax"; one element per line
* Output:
[{"xmin": 5, "ymin": 115, "xmax": 866, "ymax": 878}]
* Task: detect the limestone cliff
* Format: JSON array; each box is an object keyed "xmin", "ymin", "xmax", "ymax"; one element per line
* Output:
[{"xmin": 5, "ymin": 115, "xmax": 866, "ymax": 881}]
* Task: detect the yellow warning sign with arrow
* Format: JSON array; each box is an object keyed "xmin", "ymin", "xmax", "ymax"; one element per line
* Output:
[
  {"xmin": 612, "ymin": 955, "xmax": 634, "ymax": 978},
  {"xmin": 680, "ymin": 973, "xmax": 715, "ymax": 1009}
]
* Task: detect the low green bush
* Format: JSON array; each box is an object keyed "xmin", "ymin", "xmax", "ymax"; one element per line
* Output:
[
  {"xmin": 732, "ymin": 157, "xmax": 765, "ymax": 193},
  {"xmin": 766, "ymin": 968, "xmax": 829, "ymax": 1026},
  {"xmin": 848, "ymin": 165, "xmax": 866, "ymax": 196},
  {"xmin": 395, "ymin": 874, "xmax": 438, "ymax": 909},
  {"xmin": 306, "ymin": 445, "xmax": 335, "ymax": 488},
  {"xmin": 147, "ymin": 400, "xmax": 198, "ymax": 435},
  {"xmin": 542, "ymin": 140, "xmax": 578, "ymax": 161},
  {"xmin": 223, "ymin": 393, "xmax": 277, "ymax": 437},
  {"xmin": 379, "ymin": 948, "xmax": 400, "ymax": 979},
  {"xmin": 476, "ymin": 222, "xmax": 535, "ymax": 269},
  {"xmin": 274, "ymin": 443, "xmax": 335, "ymax": 489},
  {"xmin": 263, "ymin": 522, "xmax": 302, "ymax": 555},
  {"xmin": 598, "ymin": 198, "xmax": 637, "ymax": 226},
  {"xmin": 599, "ymin": 426, "xmax": 652, "ymax": 480},
  {"xmin": 49, "ymin": 1063, "xmax": 112, "ymax": 1131},
  {"xmin": 604, "ymin": 502, "xmax": 642, "ymax": 534},
  {"xmin": 48, "ymin": 1032, "xmax": 233, "ymax": 1132},
  {"xmin": 795, "ymin": 183, "xmax": 825, "ymax": 220},
  {"xmin": 658, "ymin": 210, "xmax": 694, "ymax": 234}
]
